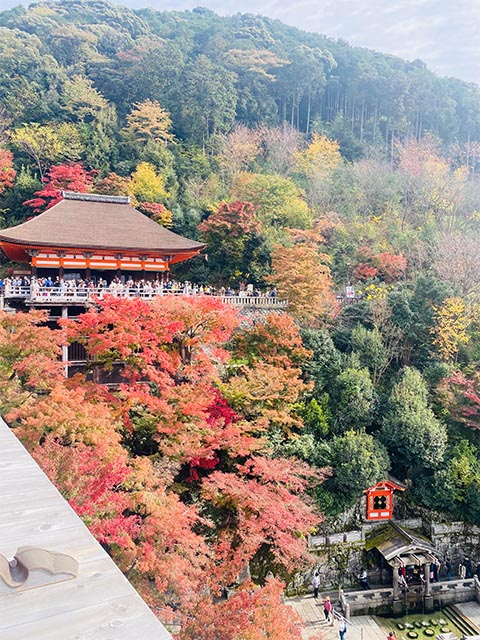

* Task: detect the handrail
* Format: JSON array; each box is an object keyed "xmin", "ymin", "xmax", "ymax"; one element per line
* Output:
[{"xmin": 3, "ymin": 286, "xmax": 288, "ymax": 308}]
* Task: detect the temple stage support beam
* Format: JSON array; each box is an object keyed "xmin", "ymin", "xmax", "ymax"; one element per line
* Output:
[{"xmin": 62, "ymin": 306, "xmax": 69, "ymax": 378}]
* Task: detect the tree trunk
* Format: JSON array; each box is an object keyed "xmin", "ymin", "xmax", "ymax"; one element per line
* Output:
[
  {"xmin": 360, "ymin": 98, "xmax": 365, "ymax": 142},
  {"xmin": 306, "ymin": 90, "xmax": 312, "ymax": 136},
  {"xmin": 373, "ymin": 102, "xmax": 378, "ymax": 143}
]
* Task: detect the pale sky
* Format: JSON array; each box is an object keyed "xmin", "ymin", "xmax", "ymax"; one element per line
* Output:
[{"xmin": 4, "ymin": 0, "xmax": 480, "ymax": 85}]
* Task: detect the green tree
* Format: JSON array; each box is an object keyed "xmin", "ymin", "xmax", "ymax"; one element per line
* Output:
[
  {"xmin": 380, "ymin": 367, "xmax": 447, "ymax": 473},
  {"xmin": 233, "ymin": 172, "xmax": 312, "ymax": 229},
  {"xmin": 332, "ymin": 367, "xmax": 376, "ymax": 432},
  {"xmin": 61, "ymin": 75, "xmax": 109, "ymax": 123},
  {"xmin": 198, "ymin": 201, "xmax": 268, "ymax": 286},
  {"xmin": 300, "ymin": 327, "xmax": 341, "ymax": 395},
  {"xmin": 415, "ymin": 441, "xmax": 480, "ymax": 522},
  {"xmin": 179, "ymin": 54, "xmax": 237, "ymax": 143},
  {"xmin": 351, "ymin": 324, "xmax": 388, "ymax": 385},
  {"xmin": 317, "ymin": 430, "xmax": 390, "ymax": 514}
]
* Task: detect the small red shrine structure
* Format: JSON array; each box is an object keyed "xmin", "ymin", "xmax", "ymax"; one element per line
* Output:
[
  {"xmin": 0, "ymin": 191, "xmax": 205, "ymax": 278},
  {"xmin": 364, "ymin": 480, "xmax": 405, "ymax": 521}
]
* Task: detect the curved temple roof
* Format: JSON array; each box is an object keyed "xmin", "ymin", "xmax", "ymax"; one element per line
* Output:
[
  {"xmin": 0, "ymin": 192, "xmax": 205, "ymax": 255},
  {"xmin": 369, "ymin": 522, "xmax": 438, "ymax": 567}
]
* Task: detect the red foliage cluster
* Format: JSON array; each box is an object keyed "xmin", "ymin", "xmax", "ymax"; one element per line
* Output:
[
  {"xmin": 198, "ymin": 200, "xmax": 261, "ymax": 237},
  {"xmin": 181, "ymin": 578, "xmax": 305, "ymax": 640},
  {"xmin": 95, "ymin": 171, "xmax": 130, "ymax": 195},
  {"xmin": 138, "ymin": 202, "xmax": 167, "ymax": 219},
  {"xmin": 24, "ymin": 162, "xmax": 98, "ymax": 212},
  {"xmin": 353, "ymin": 246, "xmax": 407, "ymax": 282},
  {"xmin": 353, "ymin": 263, "xmax": 378, "ymax": 281},
  {"xmin": 443, "ymin": 372, "xmax": 480, "ymax": 430},
  {"xmin": 0, "ymin": 149, "xmax": 16, "ymax": 194}
]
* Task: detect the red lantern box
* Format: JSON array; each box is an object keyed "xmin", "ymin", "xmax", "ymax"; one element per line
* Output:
[{"xmin": 364, "ymin": 480, "xmax": 404, "ymax": 521}]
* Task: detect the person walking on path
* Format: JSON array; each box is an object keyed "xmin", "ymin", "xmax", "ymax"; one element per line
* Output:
[
  {"xmin": 323, "ymin": 596, "xmax": 332, "ymax": 622},
  {"xmin": 339, "ymin": 619, "xmax": 347, "ymax": 640},
  {"xmin": 312, "ymin": 573, "xmax": 320, "ymax": 599},
  {"xmin": 387, "ymin": 632, "xmax": 398, "ymax": 640},
  {"xmin": 465, "ymin": 556, "xmax": 473, "ymax": 579},
  {"xmin": 445, "ymin": 557, "xmax": 452, "ymax": 580},
  {"xmin": 459, "ymin": 561, "xmax": 466, "ymax": 579},
  {"xmin": 359, "ymin": 568, "xmax": 370, "ymax": 590}
]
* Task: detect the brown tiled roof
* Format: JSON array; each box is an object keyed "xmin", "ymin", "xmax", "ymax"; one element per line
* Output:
[{"xmin": 0, "ymin": 193, "xmax": 205, "ymax": 254}]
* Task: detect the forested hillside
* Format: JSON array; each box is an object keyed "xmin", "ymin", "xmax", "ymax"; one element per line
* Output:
[
  {"xmin": 3, "ymin": 0, "xmax": 480, "ymax": 153},
  {"xmin": 0, "ymin": 2, "xmax": 480, "ymax": 639}
]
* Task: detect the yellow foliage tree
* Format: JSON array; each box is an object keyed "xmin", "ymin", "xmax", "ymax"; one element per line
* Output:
[
  {"xmin": 294, "ymin": 134, "xmax": 342, "ymax": 176},
  {"xmin": 10, "ymin": 122, "xmax": 83, "ymax": 179},
  {"xmin": 128, "ymin": 162, "xmax": 172, "ymax": 226},
  {"xmin": 124, "ymin": 99, "xmax": 174, "ymax": 145},
  {"xmin": 432, "ymin": 297, "xmax": 472, "ymax": 361},
  {"xmin": 129, "ymin": 162, "xmax": 169, "ymax": 203}
]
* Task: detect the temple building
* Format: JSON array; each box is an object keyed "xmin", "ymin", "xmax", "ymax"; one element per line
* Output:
[
  {"xmin": 0, "ymin": 191, "xmax": 205, "ymax": 283},
  {"xmin": 0, "ymin": 191, "xmax": 206, "ymax": 376}
]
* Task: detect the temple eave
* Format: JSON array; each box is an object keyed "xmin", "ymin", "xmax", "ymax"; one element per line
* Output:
[{"xmin": 0, "ymin": 241, "xmax": 204, "ymax": 268}]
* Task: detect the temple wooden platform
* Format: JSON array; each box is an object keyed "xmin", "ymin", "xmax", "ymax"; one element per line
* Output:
[{"xmin": 0, "ymin": 418, "xmax": 171, "ymax": 640}]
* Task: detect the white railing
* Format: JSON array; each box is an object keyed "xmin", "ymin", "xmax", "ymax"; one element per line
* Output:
[{"xmin": 3, "ymin": 285, "xmax": 288, "ymax": 309}]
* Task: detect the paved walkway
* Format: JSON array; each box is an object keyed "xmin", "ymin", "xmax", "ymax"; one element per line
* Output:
[{"xmin": 287, "ymin": 596, "xmax": 387, "ymax": 640}]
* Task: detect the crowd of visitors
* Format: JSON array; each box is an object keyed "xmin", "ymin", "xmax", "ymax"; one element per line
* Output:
[{"xmin": 1, "ymin": 275, "xmax": 279, "ymax": 300}]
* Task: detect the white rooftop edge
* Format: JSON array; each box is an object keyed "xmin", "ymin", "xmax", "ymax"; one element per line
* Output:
[{"xmin": 0, "ymin": 417, "xmax": 172, "ymax": 640}]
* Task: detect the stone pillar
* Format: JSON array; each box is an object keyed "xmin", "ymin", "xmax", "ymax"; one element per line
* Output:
[
  {"xmin": 424, "ymin": 562, "xmax": 434, "ymax": 612},
  {"xmin": 424, "ymin": 563, "xmax": 431, "ymax": 596}
]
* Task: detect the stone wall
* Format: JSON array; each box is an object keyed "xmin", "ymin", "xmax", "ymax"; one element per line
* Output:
[{"xmin": 430, "ymin": 522, "xmax": 480, "ymax": 570}]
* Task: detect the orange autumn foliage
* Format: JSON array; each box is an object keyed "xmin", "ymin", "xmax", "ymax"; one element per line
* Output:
[{"xmin": 1, "ymin": 298, "xmax": 323, "ymax": 638}]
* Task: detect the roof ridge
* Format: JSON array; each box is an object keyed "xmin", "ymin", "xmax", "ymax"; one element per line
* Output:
[{"xmin": 62, "ymin": 191, "xmax": 131, "ymax": 205}]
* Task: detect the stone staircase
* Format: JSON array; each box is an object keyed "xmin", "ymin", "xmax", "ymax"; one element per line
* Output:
[
  {"xmin": 286, "ymin": 595, "xmax": 342, "ymax": 640},
  {"xmin": 444, "ymin": 605, "xmax": 480, "ymax": 637}
]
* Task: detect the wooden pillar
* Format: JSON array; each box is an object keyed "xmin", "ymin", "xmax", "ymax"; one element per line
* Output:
[
  {"xmin": 115, "ymin": 254, "xmax": 123, "ymax": 280},
  {"xmin": 28, "ymin": 250, "xmax": 39, "ymax": 277},
  {"xmin": 84, "ymin": 253, "xmax": 92, "ymax": 282},
  {"xmin": 61, "ymin": 306, "xmax": 69, "ymax": 378},
  {"xmin": 57, "ymin": 251, "xmax": 65, "ymax": 280},
  {"xmin": 139, "ymin": 255, "xmax": 147, "ymax": 281}
]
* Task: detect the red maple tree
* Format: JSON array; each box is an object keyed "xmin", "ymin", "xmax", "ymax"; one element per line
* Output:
[
  {"xmin": 0, "ymin": 149, "xmax": 16, "ymax": 193},
  {"xmin": 24, "ymin": 162, "xmax": 98, "ymax": 212}
]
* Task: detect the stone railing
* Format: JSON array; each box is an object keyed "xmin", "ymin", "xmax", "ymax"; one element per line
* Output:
[{"xmin": 2, "ymin": 286, "xmax": 288, "ymax": 310}]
